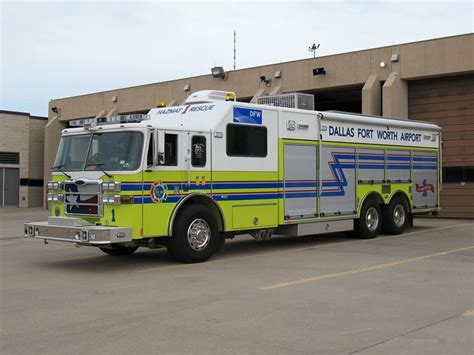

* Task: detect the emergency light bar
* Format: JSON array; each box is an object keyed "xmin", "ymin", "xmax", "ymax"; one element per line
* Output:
[{"xmin": 69, "ymin": 114, "xmax": 150, "ymax": 127}]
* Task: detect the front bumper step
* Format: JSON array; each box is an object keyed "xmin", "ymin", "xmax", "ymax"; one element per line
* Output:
[{"xmin": 24, "ymin": 217, "xmax": 132, "ymax": 245}]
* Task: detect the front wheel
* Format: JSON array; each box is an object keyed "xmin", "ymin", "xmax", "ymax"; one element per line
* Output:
[
  {"xmin": 382, "ymin": 196, "xmax": 409, "ymax": 235},
  {"xmin": 354, "ymin": 198, "xmax": 382, "ymax": 239},
  {"xmin": 167, "ymin": 205, "xmax": 219, "ymax": 263},
  {"xmin": 99, "ymin": 245, "xmax": 138, "ymax": 256}
]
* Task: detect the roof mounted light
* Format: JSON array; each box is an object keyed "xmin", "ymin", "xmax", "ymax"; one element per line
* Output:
[
  {"xmin": 69, "ymin": 114, "xmax": 150, "ymax": 127},
  {"xmin": 225, "ymin": 92, "xmax": 236, "ymax": 101},
  {"xmin": 69, "ymin": 118, "xmax": 96, "ymax": 127},
  {"xmin": 97, "ymin": 114, "xmax": 149, "ymax": 124}
]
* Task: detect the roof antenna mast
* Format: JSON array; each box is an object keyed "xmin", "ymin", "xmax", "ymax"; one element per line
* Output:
[{"xmin": 233, "ymin": 30, "xmax": 236, "ymax": 71}]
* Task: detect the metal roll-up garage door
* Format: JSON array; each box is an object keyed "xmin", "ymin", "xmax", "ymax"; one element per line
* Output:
[{"xmin": 408, "ymin": 74, "xmax": 474, "ymax": 218}]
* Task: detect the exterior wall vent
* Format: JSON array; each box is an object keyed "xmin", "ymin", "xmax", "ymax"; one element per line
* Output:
[
  {"xmin": 257, "ymin": 92, "xmax": 315, "ymax": 110},
  {"xmin": 0, "ymin": 151, "xmax": 20, "ymax": 165}
]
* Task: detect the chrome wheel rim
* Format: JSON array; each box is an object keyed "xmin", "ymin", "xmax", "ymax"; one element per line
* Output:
[
  {"xmin": 187, "ymin": 219, "xmax": 211, "ymax": 251},
  {"xmin": 393, "ymin": 204, "xmax": 406, "ymax": 228},
  {"xmin": 366, "ymin": 207, "xmax": 379, "ymax": 232}
]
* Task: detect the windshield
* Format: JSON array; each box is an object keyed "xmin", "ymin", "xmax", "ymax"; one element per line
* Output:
[{"xmin": 53, "ymin": 131, "xmax": 144, "ymax": 171}]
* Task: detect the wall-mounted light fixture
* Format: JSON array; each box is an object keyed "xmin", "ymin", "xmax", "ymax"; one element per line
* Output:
[
  {"xmin": 312, "ymin": 67, "xmax": 326, "ymax": 76},
  {"xmin": 274, "ymin": 70, "xmax": 282, "ymax": 79},
  {"xmin": 184, "ymin": 84, "xmax": 191, "ymax": 92},
  {"xmin": 391, "ymin": 53, "xmax": 399, "ymax": 62},
  {"xmin": 260, "ymin": 75, "xmax": 271, "ymax": 84},
  {"xmin": 211, "ymin": 66, "xmax": 226, "ymax": 79},
  {"xmin": 379, "ymin": 61, "xmax": 386, "ymax": 68},
  {"xmin": 111, "ymin": 96, "xmax": 118, "ymax": 103},
  {"xmin": 51, "ymin": 107, "xmax": 59, "ymax": 114}
]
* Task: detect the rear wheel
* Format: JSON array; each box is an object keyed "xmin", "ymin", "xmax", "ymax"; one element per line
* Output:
[
  {"xmin": 383, "ymin": 195, "xmax": 409, "ymax": 235},
  {"xmin": 354, "ymin": 198, "xmax": 382, "ymax": 239},
  {"xmin": 167, "ymin": 205, "xmax": 219, "ymax": 263},
  {"xmin": 99, "ymin": 245, "xmax": 138, "ymax": 256}
]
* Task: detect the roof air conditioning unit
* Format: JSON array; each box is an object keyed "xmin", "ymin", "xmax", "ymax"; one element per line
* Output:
[{"xmin": 257, "ymin": 92, "xmax": 315, "ymax": 111}]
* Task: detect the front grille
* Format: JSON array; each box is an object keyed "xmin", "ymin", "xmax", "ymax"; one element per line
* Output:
[{"xmin": 64, "ymin": 180, "xmax": 102, "ymax": 216}]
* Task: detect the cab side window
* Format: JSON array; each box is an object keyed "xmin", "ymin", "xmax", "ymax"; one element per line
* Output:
[
  {"xmin": 191, "ymin": 136, "xmax": 206, "ymax": 167},
  {"xmin": 164, "ymin": 134, "xmax": 178, "ymax": 166}
]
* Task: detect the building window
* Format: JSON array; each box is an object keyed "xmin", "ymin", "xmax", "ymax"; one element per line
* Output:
[
  {"xmin": 443, "ymin": 166, "xmax": 474, "ymax": 183},
  {"xmin": 0, "ymin": 152, "xmax": 19, "ymax": 165},
  {"xmin": 191, "ymin": 136, "xmax": 206, "ymax": 167},
  {"xmin": 226, "ymin": 124, "xmax": 267, "ymax": 157}
]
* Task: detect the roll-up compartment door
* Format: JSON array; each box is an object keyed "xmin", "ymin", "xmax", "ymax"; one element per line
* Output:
[
  {"xmin": 320, "ymin": 146, "xmax": 356, "ymax": 216},
  {"xmin": 283, "ymin": 144, "xmax": 317, "ymax": 220}
]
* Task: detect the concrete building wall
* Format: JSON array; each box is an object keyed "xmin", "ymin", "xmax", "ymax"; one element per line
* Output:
[{"xmin": 0, "ymin": 111, "xmax": 47, "ymax": 207}]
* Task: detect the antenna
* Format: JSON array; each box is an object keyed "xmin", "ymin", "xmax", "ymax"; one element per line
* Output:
[
  {"xmin": 233, "ymin": 30, "xmax": 236, "ymax": 71},
  {"xmin": 308, "ymin": 43, "xmax": 320, "ymax": 58}
]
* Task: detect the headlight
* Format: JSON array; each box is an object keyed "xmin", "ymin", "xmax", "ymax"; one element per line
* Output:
[
  {"xmin": 47, "ymin": 193, "xmax": 64, "ymax": 202},
  {"xmin": 101, "ymin": 195, "xmax": 121, "ymax": 205},
  {"xmin": 47, "ymin": 181, "xmax": 63, "ymax": 190},
  {"xmin": 102, "ymin": 181, "xmax": 121, "ymax": 191}
]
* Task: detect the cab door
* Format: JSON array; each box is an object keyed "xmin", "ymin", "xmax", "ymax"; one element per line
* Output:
[
  {"xmin": 143, "ymin": 130, "xmax": 183, "ymax": 237},
  {"xmin": 182, "ymin": 131, "xmax": 212, "ymax": 196}
]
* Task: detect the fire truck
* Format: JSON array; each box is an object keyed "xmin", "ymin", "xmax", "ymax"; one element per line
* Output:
[{"xmin": 25, "ymin": 90, "xmax": 441, "ymax": 263}]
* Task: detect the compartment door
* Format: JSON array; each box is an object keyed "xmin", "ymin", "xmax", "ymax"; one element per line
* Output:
[
  {"xmin": 320, "ymin": 146, "xmax": 356, "ymax": 216},
  {"xmin": 412, "ymin": 151, "xmax": 438, "ymax": 209},
  {"xmin": 283, "ymin": 144, "xmax": 317, "ymax": 220},
  {"xmin": 182, "ymin": 132, "xmax": 212, "ymax": 194}
]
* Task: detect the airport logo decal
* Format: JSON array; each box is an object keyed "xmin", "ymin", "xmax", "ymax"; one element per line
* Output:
[
  {"xmin": 415, "ymin": 179, "xmax": 435, "ymax": 197},
  {"xmin": 150, "ymin": 181, "xmax": 168, "ymax": 203}
]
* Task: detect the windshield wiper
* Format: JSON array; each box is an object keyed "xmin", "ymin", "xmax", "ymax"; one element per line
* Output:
[
  {"xmin": 85, "ymin": 162, "xmax": 113, "ymax": 178},
  {"xmin": 51, "ymin": 164, "xmax": 71, "ymax": 179}
]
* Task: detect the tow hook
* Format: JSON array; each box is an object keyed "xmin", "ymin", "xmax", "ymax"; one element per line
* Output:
[{"xmin": 44, "ymin": 239, "xmax": 49, "ymax": 245}]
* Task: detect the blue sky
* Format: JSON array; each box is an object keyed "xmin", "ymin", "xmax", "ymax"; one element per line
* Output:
[{"xmin": 1, "ymin": 0, "xmax": 472, "ymax": 116}]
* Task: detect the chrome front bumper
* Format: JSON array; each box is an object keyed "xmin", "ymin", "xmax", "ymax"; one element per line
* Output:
[{"xmin": 24, "ymin": 217, "xmax": 132, "ymax": 245}]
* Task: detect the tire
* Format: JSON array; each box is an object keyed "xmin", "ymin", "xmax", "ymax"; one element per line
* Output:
[
  {"xmin": 167, "ymin": 205, "xmax": 219, "ymax": 263},
  {"xmin": 354, "ymin": 198, "xmax": 382, "ymax": 239},
  {"xmin": 382, "ymin": 195, "xmax": 409, "ymax": 235},
  {"xmin": 99, "ymin": 245, "xmax": 138, "ymax": 256}
]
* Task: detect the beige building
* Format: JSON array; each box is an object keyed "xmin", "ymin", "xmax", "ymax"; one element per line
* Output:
[
  {"xmin": 45, "ymin": 33, "xmax": 473, "ymax": 217},
  {"xmin": 0, "ymin": 110, "xmax": 47, "ymax": 207}
]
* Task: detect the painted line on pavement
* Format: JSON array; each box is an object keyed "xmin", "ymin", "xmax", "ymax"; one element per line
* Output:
[
  {"xmin": 261, "ymin": 245, "xmax": 474, "ymax": 290},
  {"xmin": 462, "ymin": 309, "xmax": 474, "ymax": 317}
]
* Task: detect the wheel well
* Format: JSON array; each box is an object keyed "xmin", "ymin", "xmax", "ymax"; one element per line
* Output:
[
  {"xmin": 389, "ymin": 191, "xmax": 412, "ymax": 212},
  {"xmin": 169, "ymin": 194, "xmax": 225, "ymax": 235},
  {"xmin": 360, "ymin": 192, "xmax": 384, "ymax": 208}
]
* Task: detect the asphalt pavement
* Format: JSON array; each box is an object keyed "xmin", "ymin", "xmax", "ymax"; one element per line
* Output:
[{"xmin": 1, "ymin": 208, "xmax": 473, "ymax": 354}]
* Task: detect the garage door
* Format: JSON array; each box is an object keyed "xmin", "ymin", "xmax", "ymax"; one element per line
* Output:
[{"xmin": 409, "ymin": 74, "xmax": 474, "ymax": 218}]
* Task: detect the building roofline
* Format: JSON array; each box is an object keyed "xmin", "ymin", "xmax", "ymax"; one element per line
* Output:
[
  {"xmin": 0, "ymin": 109, "xmax": 47, "ymax": 120},
  {"xmin": 0, "ymin": 109, "xmax": 30, "ymax": 116},
  {"xmin": 50, "ymin": 33, "xmax": 473, "ymax": 102}
]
